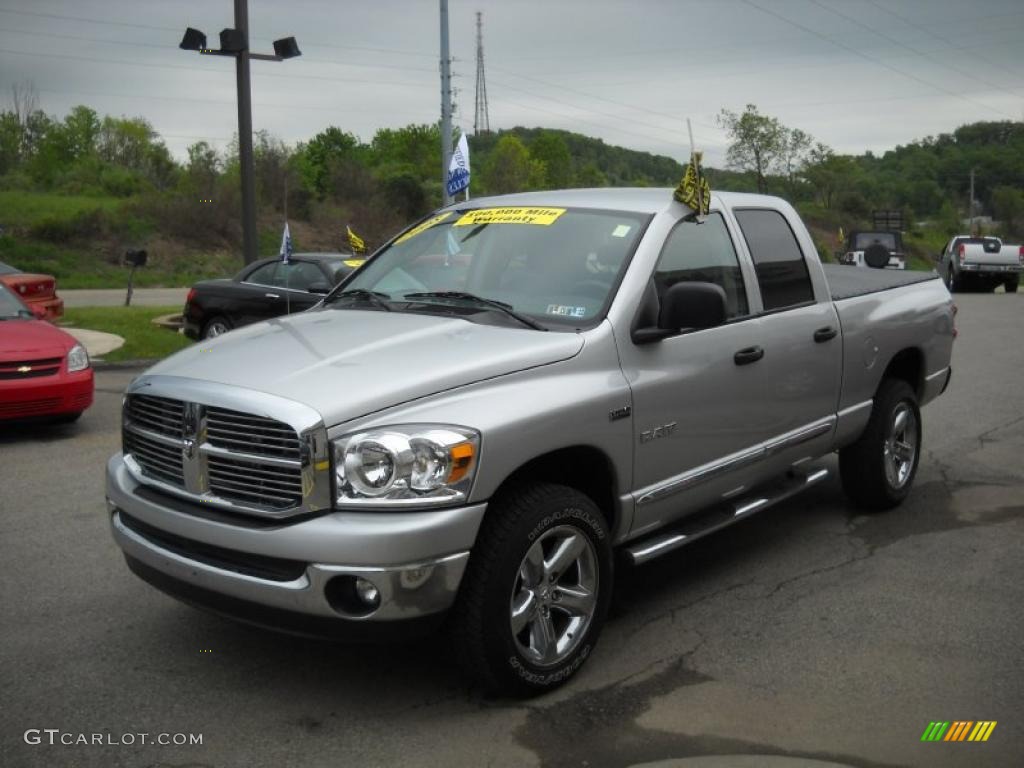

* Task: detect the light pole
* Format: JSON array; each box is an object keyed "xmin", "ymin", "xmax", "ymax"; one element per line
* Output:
[
  {"xmin": 439, "ymin": 0, "xmax": 453, "ymax": 207},
  {"xmin": 180, "ymin": 1, "xmax": 301, "ymax": 265}
]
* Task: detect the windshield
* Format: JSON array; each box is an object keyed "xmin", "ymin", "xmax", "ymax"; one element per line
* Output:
[
  {"xmin": 0, "ymin": 285, "xmax": 32, "ymax": 319},
  {"xmin": 853, "ymin": 233, "xmax": 896, "ymax": 251},
  {"xmin": 334, "ymin": 207, "xmax": 647, "ymax": 328},
  {"xmin": 0, "ymin": 260, "xmax": 21, "ymax": 275}
]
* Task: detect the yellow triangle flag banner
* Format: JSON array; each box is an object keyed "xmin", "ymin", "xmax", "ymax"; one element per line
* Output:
[
  {"xmin": 674, "ymin": 152, "xmax": 711, "ymax": 215},
  {"xmin": 346, "ymin": 225, "xmax": 366, "ymax": 254}
]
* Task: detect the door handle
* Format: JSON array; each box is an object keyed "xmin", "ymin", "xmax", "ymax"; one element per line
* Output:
[
  {"xmin": 734, "ymin": 346, "xmax": 764, "ymax": 365},
  {"xmin": 813, "ymin": 326, "xmax": 838, "ymax": 343},
  {"xmin": 265, "ymin": 292, "xmax": 280, "ymax": 299}
]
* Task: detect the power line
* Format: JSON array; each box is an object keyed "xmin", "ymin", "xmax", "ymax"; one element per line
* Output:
[
  {"xmin": 739, "ymin": 0, "xmax": 1017, "ymax": 120},
  {"xmin": 866, "ymin": 0, "xmax": 1023, "ymax": 80},
  {"xmin": 0, "ymin": 7, "xmax": 438, "ymax": 60},
  {"xmin": 806, "ymin": 0, "xmax": 1023, "ymax": 100},
  {"xmin": 0, "ymin": 47, "xmax": 435, "ymax": 88},
  {"xmin": 0, "ymin": 7, "xmax": 177, "ymax": 32}
]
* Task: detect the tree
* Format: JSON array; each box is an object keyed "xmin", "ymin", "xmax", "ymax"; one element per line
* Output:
[
  {"xmin": 802, "ymin": 143, "xmax": 857, "ymax": 210},
  {"xmin": 530, "ymin": 131, "xmax": 573, "ymax": 189},
  {"xmin": 63, "ymin": 106, "xmax": 100, "ymax": 159},
  {"xmin": 992, "ymin": 185, "xmax": 1024, "ymax": 237},
  {"xmin": 370, "ymin": 124, "xmax": 439, "ymax": 182},
  {"xmin": 717, "ymin": 104, "xmax": 786, "ymax": 193},
  {"xmin": 483, "ymin": 135, "xmax": 534, "ymax": 194},
  {"xmin": 297, "ymin": 127, "xmax": 365, "ymax": 199},
  {"xmin": 779, "ymin": 127, "xmax": 813, "ymax": 192}
]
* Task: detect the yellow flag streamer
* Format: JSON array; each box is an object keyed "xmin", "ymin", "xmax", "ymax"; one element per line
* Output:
[
  {"xmin": 673, "ymin": 152, "xmax": 711, "ymax": 216},
  {"xmin": 346, "ymin": 225, "xmax": 366, "ymax": 254}
]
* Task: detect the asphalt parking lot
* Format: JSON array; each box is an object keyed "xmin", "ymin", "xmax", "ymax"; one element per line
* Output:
[{"xmin": 1, "ymin": 292, "xmax": 1021, "ymax": 768}]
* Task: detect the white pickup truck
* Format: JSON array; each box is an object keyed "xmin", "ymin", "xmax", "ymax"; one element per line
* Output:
[
  {"xmin": 939, "ymin": 235, "xmax": 1023, "ymax": 293},
  {"xmin": 107, "ymin": 189, "xmax": 956, "ymax": 694}
]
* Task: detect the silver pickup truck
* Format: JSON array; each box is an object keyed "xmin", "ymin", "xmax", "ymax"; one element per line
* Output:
[
  {"xmin": 106, "ymin": 189, "xmax": 955, "ymax": 695},
  {"xmin": 939, "ymin": 235, "xmax": 1022, "ymax": 293}
]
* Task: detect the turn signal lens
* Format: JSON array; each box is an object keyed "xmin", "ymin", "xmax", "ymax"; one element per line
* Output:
[{"xmin": 447, "ymin": 442, "xmax": 475, "ymax": 484}]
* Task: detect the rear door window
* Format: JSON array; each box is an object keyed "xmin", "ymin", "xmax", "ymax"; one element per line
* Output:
[{"xmin": 734, "ymin": 209, "xmax": 815, "ymax": 311}]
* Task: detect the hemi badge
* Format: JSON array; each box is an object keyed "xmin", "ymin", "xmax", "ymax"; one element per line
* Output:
[
  {"xmin": 609, "ymin": 405, "xmax": 631, "ymax": 422},
  {"xmin": 18, "ymin": 366, "xmax": 32, "ymax": 373}
]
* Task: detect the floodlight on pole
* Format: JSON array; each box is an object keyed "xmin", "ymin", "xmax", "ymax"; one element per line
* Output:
[
  {"xmin": 179, "ymin": 1, "xmax": 301, "ymax": 265},
  {"xmin": 179, "ymin": 27, "xmax": 207, "ymax": 51}
]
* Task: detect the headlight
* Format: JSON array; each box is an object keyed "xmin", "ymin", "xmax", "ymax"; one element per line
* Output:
[
  {"xmin": 67, "ymin": 344, "xmax": 90, "ymax": 372},
  {"xmin": 332, "ymin": 425, "xmax": 478, "ymax": 508}
]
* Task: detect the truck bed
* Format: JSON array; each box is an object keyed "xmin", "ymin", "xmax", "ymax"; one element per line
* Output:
[{"xmin": 823, "ymin": 264, "xmax": 941, "ymax": 302}]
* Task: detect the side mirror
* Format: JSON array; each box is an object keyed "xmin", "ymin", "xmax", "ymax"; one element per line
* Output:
[
  {"xmin": 30, "ymin": 303, "xmax": 48, "ymax": 319},
  {"xmin": 308, "ymin": 281, "xmax": 331, "ymax": 295},
  {"xmin": 633, "ymin": 282, "xmax": 727, "ymax": 344},
  {"xmin": 863, "ymin": 243, "xmax": 890, "ymax": 269}
]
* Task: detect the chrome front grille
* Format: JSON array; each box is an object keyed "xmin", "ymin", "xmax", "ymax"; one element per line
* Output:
[
  {"xmin": 123, "ymin": 429, "xmax": 185, "ymax": 485},
  {"xmin": 206, "ymin": 406, "xmax": 301, "ymax": 458},
  {"xmin": 207, "ymin": 454, "xmax": 304, "ymax": 508},
  {"xmin": 122, "ymin": 391, "xmax": 326, "ymax": 518},
  {"xmin": 127, "ymin": 395, "xmax": 185, "ymax": 438}
]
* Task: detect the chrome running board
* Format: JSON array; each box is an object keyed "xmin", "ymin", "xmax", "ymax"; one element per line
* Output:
[{"xmin": 624, "ymin": 466, "xmax": 829, "ymax": 565}]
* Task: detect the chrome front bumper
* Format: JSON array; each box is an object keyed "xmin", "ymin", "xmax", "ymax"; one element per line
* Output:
[{"xmin": 106, "ymin": 454, "xmax": 486, "ymax": 624}]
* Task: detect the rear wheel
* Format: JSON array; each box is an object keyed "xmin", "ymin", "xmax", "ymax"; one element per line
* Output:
[
  {"xmin": 946, "ymin": 267, "xmax": 960, "ymax": 293},
  {"xmin": 450, "ymin": 482, "xmax": 612, "ymax": 696},
  {"xmin": 840, "ymin": 379, "xmax": 921, "ymax": 511},
  {"xmin": 202, "ymin": 316, "xmax": 232, "ymax": 339}
]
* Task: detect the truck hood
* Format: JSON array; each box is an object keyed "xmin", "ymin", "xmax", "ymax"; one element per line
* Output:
[{"xmin": 143, "ymin": 308, "xmax": 584, "ymax": 426}]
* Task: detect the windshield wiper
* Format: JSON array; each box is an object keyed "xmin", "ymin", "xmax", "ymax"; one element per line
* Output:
[
  {"xmin": 402, "ymin": 291, "xmax": 547, "ymax": 331},
  {"xmin": 325, "ymin": 288, "xmax": 393, "ymax": 312}
]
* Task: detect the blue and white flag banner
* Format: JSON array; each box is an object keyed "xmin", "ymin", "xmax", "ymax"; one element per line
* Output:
[
  {"xmin": 279, "ymin": 221, "xmax": 293, "ymax": 263},
  {"xmin": 446, "ymin": 133, "xmax": 470, "ymax": 197}
]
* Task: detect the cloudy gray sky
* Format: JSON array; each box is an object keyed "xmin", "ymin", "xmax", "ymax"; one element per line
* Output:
[{"xmin": 1, "ymin": 0, "xmax": 1022, "ymax": 167}]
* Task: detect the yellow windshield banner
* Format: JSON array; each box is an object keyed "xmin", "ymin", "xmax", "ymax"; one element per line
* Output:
[
  {"xmin": 393, "ymin": 212, "xmax": 454, "ymax": 245},
  {"xmin": 343, "ymin": 259, "xmax": 365, "ymax": 268},
  {"xmin": 454, "ymin": 207, "xmax": 566, "ymax": 227}
]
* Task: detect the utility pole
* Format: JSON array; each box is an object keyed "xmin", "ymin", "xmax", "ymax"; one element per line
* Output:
[
  {"xmin": 969, "ymin": 168, "xmax": 976, "ymax": 236},
  {"xmin": 473, "ymin": 11, "xmax": 490, "ymax": 135},
  {"xmin": 439, "ymin": 0, "xmax": 453, "ymax": 207},
  {"xmin": 234, "ymin": 0, "xmax": 257, "ymax": 265}
]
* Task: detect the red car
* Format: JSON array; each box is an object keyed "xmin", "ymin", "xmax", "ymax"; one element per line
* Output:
[
  {"xmin": 0, "ymin": 283, "xmax": 93, "ymax": 423},
  {"xmin": 0, "ymin": 260, "xmax": 64, "ymax": 321}
]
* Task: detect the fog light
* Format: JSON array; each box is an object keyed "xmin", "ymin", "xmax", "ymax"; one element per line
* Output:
[{"xmin": 354, "ymin": 577, "xmax": 380, "ymax": 608}]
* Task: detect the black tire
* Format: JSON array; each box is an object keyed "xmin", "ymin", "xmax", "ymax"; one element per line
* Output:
[
  {"xmin": 450, "ymin": 482, "xmax": 613, "ymax": 696},
  {"xmin": 202, "ymin": 316, "xmax": 232, "ymax": 339},
  {"xmin": 1005, "ymin": 278, "xmax": 1019, "ymax": 294},
  {"xmin": 946, "ymin": 266, "xmax": 960, "ymax": 293},
  {"xmin": 840, "ymin": 379, "xmax": 922, "ymax": 511}
]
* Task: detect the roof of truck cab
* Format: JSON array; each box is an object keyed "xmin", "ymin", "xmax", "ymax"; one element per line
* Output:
[{"xmin": 449, "ymin": 188, "xmax": 788, "ymax": 215}]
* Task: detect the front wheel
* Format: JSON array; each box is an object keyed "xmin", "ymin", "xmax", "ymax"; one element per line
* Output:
[
  {"xmin": 840, "ymin": 379, "xmax": 922, "ymax": 510},
  {"xmin": 450, "ymin": 482, "xmax": 612, "ymax": 696}
]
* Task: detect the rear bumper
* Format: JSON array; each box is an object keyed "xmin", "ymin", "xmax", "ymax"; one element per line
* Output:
[
  {"xmin": 106, "ymin": 454, "xmax": 486, "ymax": 632},
  {"xmin": 960, "ymin": 263, "xmax": 1022, "ymax": 274},
  {"xmin": 182, "ymin": 303, "xmax": 203, "ymax": 340},
  {"xmin": 25, "ymin": 296, "xmax": 64, "ymax": 319},
  {"xmin": 0, "ymin": 368, "xmax": 93, "ymax": 420}
]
